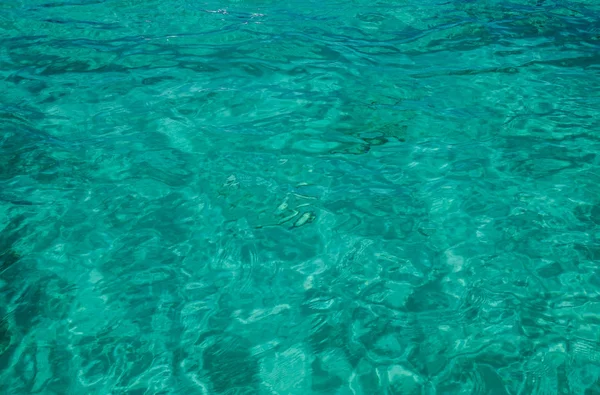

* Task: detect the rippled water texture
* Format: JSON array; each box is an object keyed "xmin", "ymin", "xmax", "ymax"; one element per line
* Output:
[{"xmin": 1, "ymin": 0, "xmax": 600, "ymax": 393}]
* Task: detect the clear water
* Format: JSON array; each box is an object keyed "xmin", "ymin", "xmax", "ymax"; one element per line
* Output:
[{"xmin": 1, "ymin": 0, "xmax": 600, "ymax": 393}]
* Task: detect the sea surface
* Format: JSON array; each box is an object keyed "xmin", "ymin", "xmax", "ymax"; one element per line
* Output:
[{"xmin": 1, "ymin": 0, "xmax": 600, "ymax": 393}]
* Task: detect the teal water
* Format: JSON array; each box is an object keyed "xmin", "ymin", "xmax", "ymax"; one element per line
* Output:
[{"xmin": 1, "ymin": 0, "xmax": 600, "ymax": 393}]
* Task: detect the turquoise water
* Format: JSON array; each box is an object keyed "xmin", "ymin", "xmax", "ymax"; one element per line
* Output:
[{"xmin": 1, "ymin": 0, "xmax": 600, "ymax": 393}]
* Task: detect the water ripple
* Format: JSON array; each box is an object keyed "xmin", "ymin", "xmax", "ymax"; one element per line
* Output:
[{"xmin": 2, "ymin": 0, "xmax": 600, "ymax": 393}]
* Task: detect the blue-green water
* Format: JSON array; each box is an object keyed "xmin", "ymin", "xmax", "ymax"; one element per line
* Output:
[{"xmin": 1, "ymin": 0, "xmax": 600, "ymax": 393}]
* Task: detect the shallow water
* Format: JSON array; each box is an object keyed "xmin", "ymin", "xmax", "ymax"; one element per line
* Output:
[{"xmin": 1, "ymin": 0, "xmax": 600, "ymax": 393}]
